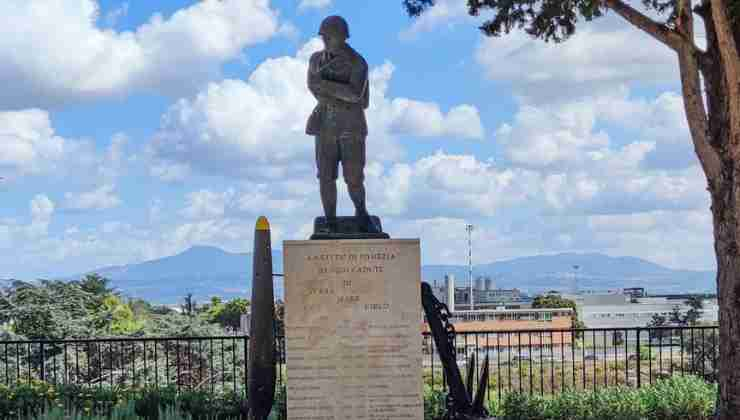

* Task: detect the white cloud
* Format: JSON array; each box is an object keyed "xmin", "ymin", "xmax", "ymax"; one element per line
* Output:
[
  {"xmin": 298, "ymin": 0, "xmax": 332, "ymax": 11},
  {"xmin": 30, "ymin": 195, "xmax": 54, "ymax": 222},
  {"xmin": 277, "ymin": 22, "xmax": 301, "ymax": 41},
  {"xmin": 181, "ymin": 189, "xmax": 235, "ymax": 220},
  {"xmin": 0, "ymin": 109, "xmax": 140, "ymax": 213},
  {"xmin": 475, "ymin": 19, "xmax": 677, "ymax": 103},
  {"xmin": 365, "ymin": 162, "xmax": 412, "ymax": 216},
  {"xmin": 537, "ymin": 163, "xmax": 708, "ymax": 215},
  {"xmin": 406, "ymin": 152, "xmax": 536, "ymax": 216},
  {"xmin": 64, "ymin": 184, "xmax": 122, "ymax": 210},
  {"xmin": 493, "ymin": 89, "xmax": 709, "ymax": 215},
  {"xmin": 0, "ymin": 0, "xmax": 279, "ymax": 108},
  {"xmin": 236, "ymin": 188, "xmax": 305, "ymax": 215},
  {"xmin": 97, "ymin": 133, "xmax": 129, "ymax": 180},
  {"xmin": 102, "ymin": 221, "xmax": 130, "ymax": 234},
  {"xmin": 585, "ymin": 209, "xmax": 713, "ymax": 269},
  {"xmin": 27, "ymin": 194, "xmax": 55, "ymax": 238},
  {"xmin": 150, "ymin": 160, "xmax": 192, "ymax": 182},
  {"xmin": 389, "ymin": 100, "xmax": 483, "ymax": 139},
  {"xmin": 149, "ymin": 198, "xmax": 163, "ymax": 223},
  {"xmin": 181, "ymin": 184, "xmax": 311, "ymax": 222},
  {"xmin": 361, "ymin": 152, "xmax": 540, "ymax": 220},
  {"xmin": 148, "ymin": 39, "xmax": 484, "ymax": 181},
  {"xmin": 399, "ymin": 0, "xmax": 472, "ymax": 40},
  {"xmin": 0, "ymin": 109, "xmax": 67, "ymax": 176},
  {"xmin": 595, "ymin": 90, "xmax": 688, "ymax": 144},
  {"xmin": 496, "ymin": 101, "xmax": 610, "ymax": 168},
  {"xmin": 497, "ymin": 89, "xmax": 699, "ymax": 172}
]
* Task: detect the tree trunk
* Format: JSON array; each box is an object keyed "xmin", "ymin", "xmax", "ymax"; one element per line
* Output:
[
  {"xmin": 709, "ymin": 160, "xmax": 740, "ymax": 418},
  {"xmin": 695, "ymin": 3, "xmax": 740, "ymax": 417}
]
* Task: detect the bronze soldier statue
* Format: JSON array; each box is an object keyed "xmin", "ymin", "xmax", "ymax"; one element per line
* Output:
[{"xmin": 306, "ymin": 15, "xmax": 380, "ymax": 235}]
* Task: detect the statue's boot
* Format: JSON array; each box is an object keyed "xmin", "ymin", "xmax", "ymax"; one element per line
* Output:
[
  {"xmin": 355, "ymin": 211, "xmax": 372, "ymax": 233},
  {"xmin": 320, "ymin": 179, "xmax": 339, "ymax": 233},
  {"xmin": 326, "ymin": 217, "xmax": 339, "ymax": 233},
  {"xmin": 353, "ymin": 206, "xmax": 380, "ymax": 234},
  {"xmin": 349, "ymin": 183, "xmax": 377, "ymax": 233}
]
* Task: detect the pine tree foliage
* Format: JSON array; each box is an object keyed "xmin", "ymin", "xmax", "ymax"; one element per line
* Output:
[
  {"xmin": 404, "ymin": 0, "xmax": 739, "ymax": 42},
  {"xmin": 0, "ymin": 274, "xmax": 242, "ymax": 340},
  {"xmin": 0, "ymin": 280, "xmax": 98, "ymax": 340}
]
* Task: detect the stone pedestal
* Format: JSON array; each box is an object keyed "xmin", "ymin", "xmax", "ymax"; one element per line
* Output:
[{"xmin": 284, "ymin": 239, "xmax": 422, "ymax": 420}]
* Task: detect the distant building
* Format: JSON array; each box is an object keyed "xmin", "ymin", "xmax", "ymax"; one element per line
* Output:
[
  {"xmin": 623, "ymin": 287, "xmax": 646, "ymax": 298},
  {"xmin": 576, "ymin": 293, "xmax": 719, "ymax": 328},
  {"xmin": 423, "ymin": 310, "xmax": 574, "ymax": 355},
  {"xmin": 240, "ymin": 312, "xmax": 251, "ymax": 334},
  {"xmin": 431, "ymin": 273, "xmax": 530, "ymax": 311},
  {"xmin": 424, "ymin": 272, "xmax": 574, "ymax": 355},
  {"xmin": 475, "ymin": 276, "xmax": 484, "ymax": 292},
  {"xmin": 449, "ymin": 307, "xmax": 573, "ymax": 323}
]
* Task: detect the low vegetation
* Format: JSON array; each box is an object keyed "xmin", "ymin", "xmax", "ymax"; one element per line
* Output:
[
  {"xmin": 425, "ymin": 375, "xmax": 716, "ymax": 420},
  {"xmin": 0, "ymin": 379, "xmax": 258, "ymax": 419},
  {"xmin": 0, "ymin": 374, "xmax": 714, "ymax": 419},
  {"xmin": 0, "ymin": 274, "xmax": 278, "ymax": 342}
]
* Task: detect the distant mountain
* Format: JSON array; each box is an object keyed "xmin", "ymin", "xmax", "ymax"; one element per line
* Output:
[
  {"xmin": 422, "ymin": 252, "xmax": 716, "ymax": 295},
  {"xmin": 57, "ymin": 246, "xmax": 715, "ymax": 304},
  {"xmin": 61, "ymin": 245, "xmax": 284, "ymax": 304}
]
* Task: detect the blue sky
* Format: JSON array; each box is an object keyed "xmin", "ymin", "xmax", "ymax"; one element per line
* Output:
[{"xmin": 0, "ymin": 0, "xmax": 714, "ymax": 279}]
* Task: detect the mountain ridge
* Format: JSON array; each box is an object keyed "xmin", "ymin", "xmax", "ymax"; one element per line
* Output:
[{"xmin": 46, "ymin": 245, "xmax": 715, "ymax": 303}]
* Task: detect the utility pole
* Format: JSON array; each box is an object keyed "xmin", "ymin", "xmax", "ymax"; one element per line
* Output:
[{"xmin": 466, "ymin": 224, "xmax": 474, "ymax": 311}]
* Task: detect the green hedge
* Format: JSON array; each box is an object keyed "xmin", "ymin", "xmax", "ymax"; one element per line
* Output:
[
  {"xmin": 0, "ymin": 375, "xmax": 716, "ymax": 420},
  {"xmin": 0, "ymin": 380, "xmax": 249, "ymax": 419},
  {"xmin": 498, "ymin": 375, "xmax": 716, "ymax": 420}
]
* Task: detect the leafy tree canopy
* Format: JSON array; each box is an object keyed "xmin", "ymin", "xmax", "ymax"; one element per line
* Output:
[
  {"xmin": 74, "ymin": 273, "xmax": 116, "ymax": 296},
  {"xmin": 0, "ymin": 280, "xmax": 98, "ymax": 339},
  {"xmin": 404, "ymin": 0, "xmax": 739, "ymax": 42},
  {"xmin": 212, "ymin": 298, "xmax": 250, "ymax": 331},
  {"xmin": 532, "ymin": 294, "xmax": 577, "ymax": 311}
]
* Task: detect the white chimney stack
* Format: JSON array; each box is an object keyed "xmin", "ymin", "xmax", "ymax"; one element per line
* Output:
[{"xmin": 445, "ymin": 274, "xmax": 455, "ymax": 312}]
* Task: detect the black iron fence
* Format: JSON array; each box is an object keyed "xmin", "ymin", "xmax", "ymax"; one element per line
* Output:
[
  {"xmin": 0, "ymin": 326, "xmax": 718, "ymax": 402},
  {"xmin": 423, "ymin": 326, "xmax": 719, "ymax": 402},
  {"xmin": 0, "ymin": 335, "xmax": 287, "ymax": 395}
]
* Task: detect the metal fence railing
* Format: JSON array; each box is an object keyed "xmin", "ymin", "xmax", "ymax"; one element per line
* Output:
[
  {"xmin": 0, "ymin": 326, "xmax": 718, "ymax": 403},
  {"xmin": 0, "ymin": 335, "xmax": 288, "ymax": 395},
  {"xmin": 423, "ymin": 326, "xmax": 719, "ymax": 401}
]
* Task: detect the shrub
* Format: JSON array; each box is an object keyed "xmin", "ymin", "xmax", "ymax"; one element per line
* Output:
[
  {"xmin": 640, "ymin": 375, "xmax": 716, "ymax": 420},
  {"xmin": 499, "ymin": 392, "xmax": 545, "ymax": 420},
  {"xmin": 0, "ymin": 374, "xmax": 717, "ymax": 420},
  {"xmin": 268, "ymin": 383, "xmax": 286, "ymax": 420},
  {"xmin": 0, "ymin": 381, "xmax": 248, "ymax": 419},
  {"xmin": 38, "ymin": 400, "xmax": 140, "ymax": 419},
  {"xmin": 423, "ymin": 385, "xmax": 446, "ymax": 420},
  {"xmin": 495, "ymin": 375, "xmax": 715, "ymax": 420},
  {"xmin": 133, "ymin": 386, "xmax": 244, "ymax": 420}
]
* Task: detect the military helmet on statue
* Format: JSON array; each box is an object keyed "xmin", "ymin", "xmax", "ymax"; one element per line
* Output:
[{"xmin": 318, "ymin": 15, "xmax": 350, "ymax": 40}]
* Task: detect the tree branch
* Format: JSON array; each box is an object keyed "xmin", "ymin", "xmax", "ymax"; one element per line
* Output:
[
  {"xmin": 676, "ymin": 1, "xmax": 712, "ymax": 74},
  {"xmin": 602, "ymin": 0, "xmax": 684, "ymax": 51},
  {"xmin": 710, "ymin": 0, "xmax": 740, "ymax": 159},
  {"xmin": 677, "ymin": 40, "xmax": 721, "ymax": 184},
  {"xmin": 673, "ymin": 1, "xmax": 720, "ymax": 185},
  {"xmin": 697, "ymin": 49, "xmax": 713, "ymax": 74},
  {"xmin": 676, "ymin": 0, "xmax": 693, "ymax": 39}
]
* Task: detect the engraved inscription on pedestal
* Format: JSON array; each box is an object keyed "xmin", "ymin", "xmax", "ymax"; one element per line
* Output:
[{"xmin": 284, "ymin": 239, "xmax": 423, "ymax": 420}]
